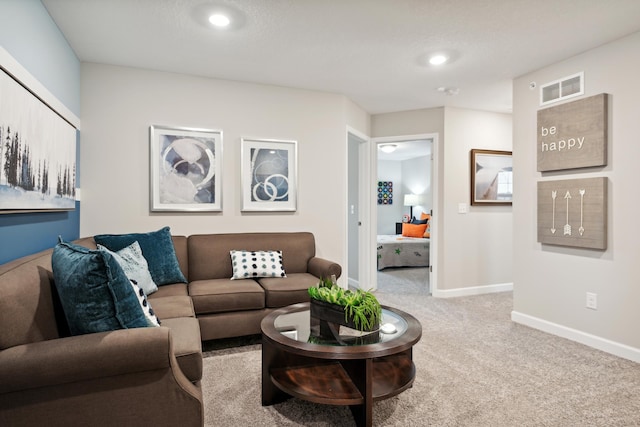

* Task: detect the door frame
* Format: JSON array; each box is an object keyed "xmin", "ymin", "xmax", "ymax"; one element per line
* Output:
[
  {"xmin": 370, "ymin": 133, "xmax": 439, "ymax": 293},
  {"xmin": 345, "ymin": 126, "xmax": 372, "ymax": 291}
]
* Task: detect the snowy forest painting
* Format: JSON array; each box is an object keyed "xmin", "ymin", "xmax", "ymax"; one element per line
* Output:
[{"xmin": 0, "ymin": 68, "xmax": 76, "ymax": 211}]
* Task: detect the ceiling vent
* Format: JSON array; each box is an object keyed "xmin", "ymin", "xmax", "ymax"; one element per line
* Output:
[{"xmin": 540, "ymin": 72, "xmax": 584, "ymax": 106}]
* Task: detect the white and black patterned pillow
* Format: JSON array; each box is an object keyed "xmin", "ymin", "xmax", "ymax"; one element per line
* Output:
[
  {"xmin": 130, "ymin": 280, "xmax": 160, "ymax": 327},
  {"xmin": 230, "ymin": 250, "xmax": 287, "ymax": 280}
]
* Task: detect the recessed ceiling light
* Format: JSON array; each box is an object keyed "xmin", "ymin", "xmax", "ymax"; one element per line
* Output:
[
  {"xmin": 209, "ymin": 13, "xmax": 230, "ymax": 27},
  {"xmin": 436, "ymin": 86, "xmax": 460, "ymax": 96},
  {"xmin": 379, "ymin": 144, "xmax": 398, "ymax": 153},
  {"xmin": 429, "ymin": 54, "xmax": 448, "ymax": 65}
]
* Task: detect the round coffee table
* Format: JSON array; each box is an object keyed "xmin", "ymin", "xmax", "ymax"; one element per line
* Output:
[{"xmin": 261, "ymin": 302, "xmax": 422, "ymax": 427}]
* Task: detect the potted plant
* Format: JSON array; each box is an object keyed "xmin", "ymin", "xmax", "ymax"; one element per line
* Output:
[{"xmin": 308, "ymin": 278, "xmax": 382, "ymax": 332}]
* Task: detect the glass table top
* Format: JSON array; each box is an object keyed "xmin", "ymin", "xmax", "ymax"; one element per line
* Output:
[{"xmin": 273, "ymin": 307, "xmax": 409, "ymax": 347}]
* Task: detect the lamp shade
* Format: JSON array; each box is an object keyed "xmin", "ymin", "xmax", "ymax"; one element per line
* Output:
[{"xmin": 404, "ymin": 194, "xmax": 425, "ymax": 206}]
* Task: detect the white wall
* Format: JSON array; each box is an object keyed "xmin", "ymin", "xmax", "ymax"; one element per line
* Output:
[
  {"xmin": 512, "ymin": 31, "xmax": 640, "ymax": 360},
  {"xmin": 372, "ymin": 107, "xmax": 513, "ymax": 294},
  {"xmin": 402, "ymin": 154, "xmax": 431, "ymax": 218},
  {"xmin": 80, "ymin": 63, "xmax": 367, "ymax": 272},
  {"xmin": 376, "ymin": 154, "xmax": 431, "ymax": 235},
  {"xmin": 442, "ymin": 107, "xmax": 513, "ymax": 292}
]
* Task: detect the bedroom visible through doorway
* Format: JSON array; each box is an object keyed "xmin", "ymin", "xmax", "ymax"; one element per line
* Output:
[{"xmin": 376, "ymin": 138, "xmax": 432, "ymax": 295}]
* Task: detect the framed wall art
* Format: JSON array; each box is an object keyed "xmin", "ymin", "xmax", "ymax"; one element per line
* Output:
[
  {"xmin": 537, "ymin": 177, "xmax": 607, "ymax": 250},
  {"xmin": 241, "ymin": 138, "xmax": 297, "ymax": 212},
  {"xmin": 537, "ymin": 93, "xmax": 608, "ymax": 172},
  {"xmin": 0, "ymin": 66, "xmax": 77, "ymax": 212},
  {"xmin": 149, "ymin": 125, "xmax": 223, "ymax": 212},
  {"xmin": 377, "ymin": 181, "xmax": 393, "ymax": 205},
  {"xmin": 470, "ymin": 149, "xmax": 513, "ymax": 206}
]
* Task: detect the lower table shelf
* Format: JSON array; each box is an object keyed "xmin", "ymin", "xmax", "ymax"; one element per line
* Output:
[
  {"xmin": 270, "ymin": 354, "xmax": 415, "ymax": 406},
  {"xmin": 271, "ymin": 362, "xmax": 363, "ymax": 405}
]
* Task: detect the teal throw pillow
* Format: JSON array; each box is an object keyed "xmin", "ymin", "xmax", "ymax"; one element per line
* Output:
[
  {"xmin": 230, "ymin": 250, "xmax": 286, "ymax": 280},
  {"xmin": 94, "ymin": 226, "xmax": 187, "ymax": 286},
  {"xmin": 51, "ymin": 240, "xmax": 149, "ymax": 336},
  {"xmin": 98, "ymin": 241, "xmax": 158, "ymax": 295}
]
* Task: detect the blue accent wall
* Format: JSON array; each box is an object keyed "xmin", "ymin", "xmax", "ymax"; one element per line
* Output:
[{"xmin": 0, "ymin": 0, "xmax": 81, "ymax": 264}]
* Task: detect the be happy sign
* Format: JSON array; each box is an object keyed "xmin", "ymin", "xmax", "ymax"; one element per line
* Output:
[{"xmin": 537, "ymin": 93, "xmax": 608, "ymax": 172}]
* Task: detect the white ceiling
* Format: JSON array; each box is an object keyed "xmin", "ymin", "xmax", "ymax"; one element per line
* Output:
[
  {"xmin": 378, "ymin": 140, "xmax": 431, "ymax": 161},
  {"xmin": 43, "ymin": 0, "xmax": 640, "ymax": 115}
]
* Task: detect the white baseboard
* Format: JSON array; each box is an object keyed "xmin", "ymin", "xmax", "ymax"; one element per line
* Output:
[
  {"xmin": 432, "ymin": 282, "xmax": 513, "ymax": 298},
  {"xmin": 511, "ymin": 311, "xmax": 640, "ymax": 363},
  {"xmin": 348, "ymin": 277, "xmax": 359, "ymax": 289}
]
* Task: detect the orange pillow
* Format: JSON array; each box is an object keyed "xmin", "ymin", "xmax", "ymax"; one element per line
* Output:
[
  {"xmin": 402, "ymin": 223, "xmax": 428, "ymax": 238},
  {"xmin": 420, "ymin": 213, "xmax": 431, "ymax": 238}
]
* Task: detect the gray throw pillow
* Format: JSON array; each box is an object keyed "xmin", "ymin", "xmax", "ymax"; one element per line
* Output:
[{"xmin": 98, "ymin": 241, "xmax": 158, "ymax": 296}]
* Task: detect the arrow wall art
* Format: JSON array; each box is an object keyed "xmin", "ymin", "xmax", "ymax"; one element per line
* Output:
[{"xmin": 537, "ymin": 177, "xmax": 607, "ymax": 250}]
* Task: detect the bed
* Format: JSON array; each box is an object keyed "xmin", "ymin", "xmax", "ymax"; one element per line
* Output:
[{"xmin": 376, "ymin": 235, "xmax": 430, "ymax": 270}]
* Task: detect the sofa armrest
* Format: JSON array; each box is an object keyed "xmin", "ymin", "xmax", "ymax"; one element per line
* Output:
[
  {"xmin": 0, "ymin": 326, "xmax": 173, "ymax": 393},
  {"xmin": 307, "ymin": 256, "xmax": 342, "ymax": 280}
]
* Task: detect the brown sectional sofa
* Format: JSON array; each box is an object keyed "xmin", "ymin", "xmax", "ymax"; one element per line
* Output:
[{"xmin": 0, "ymin": 231, "xmax": 341, "ymax": 427}]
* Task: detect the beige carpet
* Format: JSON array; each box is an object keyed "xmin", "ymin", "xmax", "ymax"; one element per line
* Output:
[{"xmin": 201, "ymin": 286, "xmax": 640, "ymax": 426}]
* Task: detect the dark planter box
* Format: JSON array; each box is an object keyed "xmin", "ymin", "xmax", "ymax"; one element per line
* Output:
[{"xmin": 310, "ymin": 298, "xmax": 378, "ymax": 332}]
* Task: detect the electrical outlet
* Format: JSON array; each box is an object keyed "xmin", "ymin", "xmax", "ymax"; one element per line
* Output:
[{"xmin": 586, "ymin": 292, "xmax": 597, "ymax": 310}]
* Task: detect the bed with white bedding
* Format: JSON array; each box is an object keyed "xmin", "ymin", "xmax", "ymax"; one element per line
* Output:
[{"xmin": 376, "ymin": 234, "xmax": 430, "ymax": 270}]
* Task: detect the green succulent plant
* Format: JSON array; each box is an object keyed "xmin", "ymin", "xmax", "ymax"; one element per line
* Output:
[{"xmin": 308, "ymin": 279, "xmax": 382, "ymax": 332}]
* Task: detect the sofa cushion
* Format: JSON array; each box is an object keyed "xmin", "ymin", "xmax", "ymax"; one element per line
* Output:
[
  {"xmin": 94, "ymin": 227, "xmax": 187, "ymax": 286},
  {"xmin": 187, "ymin": 232, "xmax": 316, "ymax": 281},
  {"xmin": 0, "ymin": 248, "xmax": 60, "ymax": 349},
  {"xmin": 258, "ymin": 273, "xmax": 317, "ymax": 308},
  {"xmin": 189, "ymin": 278, "xmax": 265, "ymax": 314},
  {"xmin": 159, "ymin": 317, "xmax": 202, "ymax": 382},
  {"xmin": 51, "ymin": 241, "xmax": 149, "ymax": 335},
  {"xmin": 97, "ymin": 241, "xmax": 158, "ymax": 296},
  {"xmin": 150, "ymin": 283, "xmax": 189, "ymax": 298},
  {"xmin": 230, "ymin": 250, "xmax": 286, "ymax": 280},
  {"xmin": 149, "ymin": 296, "xmax": 195, "ymax": 320}
]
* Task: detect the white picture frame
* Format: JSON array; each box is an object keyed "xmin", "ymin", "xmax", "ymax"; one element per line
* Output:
[
  {"xmin": 149, "ymin": 125, "xmax": 223, "ymax": 212},
  {"xmin": 241, "ymin": 138, "xmax": 298, "ymax": 212}
]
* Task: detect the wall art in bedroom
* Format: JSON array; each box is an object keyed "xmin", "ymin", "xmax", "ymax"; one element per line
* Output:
[
  {"xmin": 240, "ymin": 137, "xmax": 297, "ymax": 212},
  {"xmin": 537, "ymin": 177, "xmax": 607, "ymax": 250},
  {"xmin": 378, "ymin": 181, "xmax": 393, "ymax": 205},
  {"xmin": 0, "ymin": 67, "xmax": 77, "ymax": 212},
  {"xmin": 149, "ymin": 125, "xmax": 223, "ymax": 212}
]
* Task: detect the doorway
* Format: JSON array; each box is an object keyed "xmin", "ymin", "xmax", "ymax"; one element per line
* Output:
[
  {"xmin": 375, "ymin": 138, "xmax": 432, "ymax": 294},
  {"xmin": 346, "ymin": 130, "xmax": 440, "ymax": 295},
  {"xmin": 346, "ymin": 128, "xmax": 371, "ymax": 291}
]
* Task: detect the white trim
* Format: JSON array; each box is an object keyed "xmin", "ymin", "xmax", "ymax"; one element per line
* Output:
[
  {"xmin": 511, "ymin": 311, "xmax": 640, "ymax": 364},
  {"xmin": 432, "ymin": 282, "xmax": 513, "ymax": 298},
  {"xmin": 430, "ymin": 133, "xmax": 439, "ymax": 295},
  {"xmin": 0, "ymin": 46, "xmax": 81, "ymax": 130},
  {"xmin": 346, "ymin": 126, "xmax": 371, "ymax": 291},
  {"xmin": 348, "ymin": 277, "xmax": 360, "ymax": 289}
]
